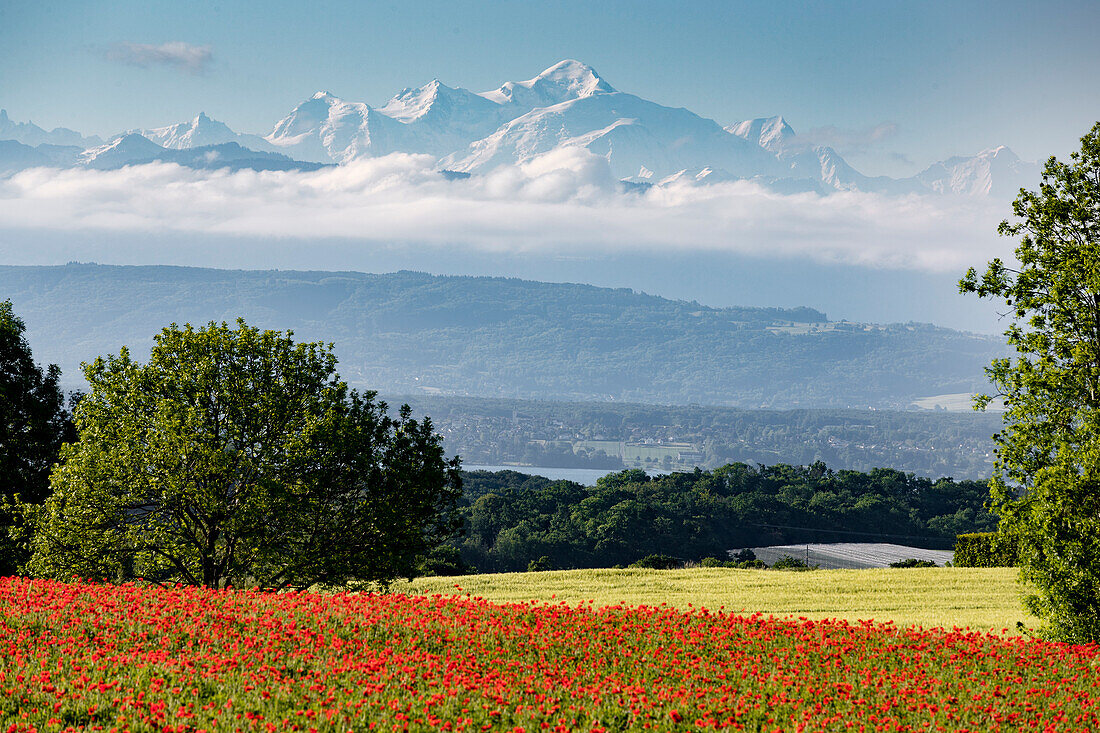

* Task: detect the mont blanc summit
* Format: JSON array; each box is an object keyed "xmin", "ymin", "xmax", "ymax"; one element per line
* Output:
[{"xmin": 0, "ymin": 60, "xmax": 1037, "ymax": 196}]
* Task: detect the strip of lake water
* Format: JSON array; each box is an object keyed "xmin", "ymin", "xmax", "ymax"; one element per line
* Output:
[{"xmin": 463, "ymin": 464, "xmax": 671, "ymax": 486}]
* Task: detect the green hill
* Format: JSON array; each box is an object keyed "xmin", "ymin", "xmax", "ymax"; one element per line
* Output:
[{"xmin": 1, "ymin": 263, "xmax": 1006, "ymax": 408}]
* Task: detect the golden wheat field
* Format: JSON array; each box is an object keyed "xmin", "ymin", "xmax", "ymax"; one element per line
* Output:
[{"xmin": 403, "ymin": 566, "xmax": 1034, "ymax": 634}]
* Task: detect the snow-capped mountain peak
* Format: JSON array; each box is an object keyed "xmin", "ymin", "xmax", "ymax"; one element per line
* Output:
[
  {"xmin": 375, "ymin": 79, "xmax": 505, "ymax": 154},
  {"xmin": 531, "ymin": 59, "xmax": 615, "ymax": 96},
  {"xmin": 0, "ymin": 108, "xmax": 102, "ymax": 148},
  {"xmin": 0, "ymin": 60, "xmax": 1035, "ymax": 198},
  {"xmin": 480, "ymin": 59, "xmax": 615, "ymax": 109},
  {"xmin": 380, "ymin": 78, "xmax": 496, "ymax": 124},
  {"xmin": 267, "ymin": 91, "xmax": 362, "ymax": 142},
  {"xmin": 380, "ymin": 80, "xmax": 447, "ymax": 122},
  {"xmin": 266, "ymin": 92, "xmax": 352, "ymax": 147},
  {"xmin": 916, "ymin": 145, "xmax": 1034, "ymax": 197},
  {"xmin": 129, "ymin": 112, "xmax": 275, "ymax": 153},
  {"xmin": 78, "ymin": 132, "xmax": 163, "ymax": 168},
  {"xmin": 726, "ymin": 116, "xmax": 797, "ymax": 153},
  {"xmin": 265, "ymin": 91, "xmax": 410, "ymax": 163},
  {"xmin": 977, "ymin": 145, "xmax": 1015, "ymax": 161}
]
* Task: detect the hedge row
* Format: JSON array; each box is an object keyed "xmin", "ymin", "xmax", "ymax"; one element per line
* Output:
[{"xmin": 954, "ymin": 532, "xmax": 1018, "ymax": 567}]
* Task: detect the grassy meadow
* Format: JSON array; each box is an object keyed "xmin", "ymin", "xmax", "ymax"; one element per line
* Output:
[{"xmin": 404, "ymin": 566, "xmax": 1035, "ymax": 634}]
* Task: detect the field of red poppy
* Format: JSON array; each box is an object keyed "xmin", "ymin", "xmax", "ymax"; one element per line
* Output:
[{"xmin": 2, "ymin": 577, "xmax": 1098, "ymax": 732}]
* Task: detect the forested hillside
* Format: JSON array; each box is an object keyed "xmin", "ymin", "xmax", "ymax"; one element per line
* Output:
[
  {"xmin": 452, "ymin": 465, "xmax": 996, "ymax": 572},
  {"xmin": 1, "ymin": 264, "xmax": 1006, "ymax": 408}
]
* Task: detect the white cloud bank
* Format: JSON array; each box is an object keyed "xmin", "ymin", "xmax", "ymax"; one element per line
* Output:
[{"xmin": 0, "ymin": 149, "xmax": 1008, "ymax": 272}]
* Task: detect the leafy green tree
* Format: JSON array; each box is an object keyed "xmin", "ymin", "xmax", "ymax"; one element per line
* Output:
[
  {"xmin": 23, "ymin": 320, "xmax": 461, "ymax": 589},
  {"xmin": 419, "ymin": 544, "xmax": 473, "ymax": 576},
  {"xmin": 526, "ymin": 555, "xmax": 554, "ymax": 572},
  {"xmin": 960, "ymin": 121, "xmax": 1100, "ymax": 642},
  {"xmin": 0, "ymin": 300, "xmax": 73, "ymax": 576}
]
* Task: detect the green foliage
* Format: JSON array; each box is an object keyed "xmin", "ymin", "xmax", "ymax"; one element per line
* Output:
[
  {"xmin": 960, "ymin": 122, "xmax": 1100, "ymax": 642},
  {"xmin": 419, "ymin": 545, "xmax": 473, "ymax": 577},
  {"xmin": 701, "ymin": 549, "xmax": 770, "ymax": 569},
  {"xmin": 737, "ymin": 559, "xmax": 768, "ymax": 569},
  {"xmin": 0, "ymin": 300, "xmax": 74, "ymax": 575},
  {"xmin": 23, "ymin": 320, "xmax": 461, "ymax": 589},
  {"xmin": 953, "ymin": 533, "xmax": 1018, "ymax": 568},
  {"xmin": 526, "ymin": 556, "xmax": 555, "ymax": 572},
  {"xmin": 771, "ymin": 556, "xmax": 816, "ymax": 571},
  {"xmin": 700, "ymin": 556, "xmax": 768, "ymax": 569},
  {"xmin": 733, "ymin": 548, "xmax": 758, "ymax": 563},
  {"xmin": 889, "ymin": 558, "xmax": 938, "ymax": 568},
  {"xmin": 628, "ymin": 554, "xmax": 684, "ymax": 570},
  {"xmin": 455, "ymin": 464, "xmax": 996, "ymax": 573}
]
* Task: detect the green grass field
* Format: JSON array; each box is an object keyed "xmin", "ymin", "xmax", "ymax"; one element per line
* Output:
[{"xmin": 403, "ymin": 566, "xmax": 1035, "ymax": 634}]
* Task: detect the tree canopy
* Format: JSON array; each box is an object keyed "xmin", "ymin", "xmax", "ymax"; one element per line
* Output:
[
  {"xmin": 455, "ymin": 463, "xmax": 994, "ymax": 573},
  {"xmin": 24, "ymin": 320, "xmax": 462, "ymax": 589},
  {"xmin": 960, "ymin": 121, "xmax": 1100, "ymax": 642},
  {"xmin": 0, "ymin": 299, "xmax": 73, "ymax": 576}
]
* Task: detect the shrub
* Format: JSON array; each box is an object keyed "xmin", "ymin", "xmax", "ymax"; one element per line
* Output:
[
  {"xmin": 889, "ymin": 558, "xmax": 938, "ymax": 568},
  {"xmin": 733, "ymin": 548, "xmax": 758, "ymax": 563},
  {"xmin": 772, "ymin": 556, "xmax": 816, "ymax": 571},
  {"xmin": 954, "ymin": 532, "xmax": 1018, "ymax": 567},
  {"xmin": 700, "ymin": 556, "xmax": 768, "ymax": 569},
  {"xmin": 629, "ymin": 554, "xmax": 684, "ymax": 570},
  {"xmin": 736, "ymin": 559, "xmax": 768, "ymax": 569},
  {"xmin": 420, "ymin": 545, "xmax": 473, "ymax": 576},
  {"xmin": 527, "ymin": 556, "xmax": 554, "ymax": 572}
]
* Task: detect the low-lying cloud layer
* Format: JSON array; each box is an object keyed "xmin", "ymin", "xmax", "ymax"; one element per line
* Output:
[{"xmin": 0, "ymin": 148, "xmax": 1007, "ymax": 272}]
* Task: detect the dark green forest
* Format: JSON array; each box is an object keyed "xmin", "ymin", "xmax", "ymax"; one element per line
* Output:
[
  {"xmin": 1, "ymin": 264, "xmax": 1006, "ymax": 408},
  {"xmin": 448, "ymin": 464, "xmax": 996, "ymax": 573}
]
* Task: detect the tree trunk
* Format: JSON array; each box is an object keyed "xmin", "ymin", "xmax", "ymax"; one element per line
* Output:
[{"xmin": 202, "ymin": 525, "xmax": 220, "ymax": 588}]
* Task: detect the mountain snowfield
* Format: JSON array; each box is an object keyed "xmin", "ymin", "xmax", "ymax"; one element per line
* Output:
[
  {"xmin": 129, "ymin": 112, "xmax": 277, "ymax": 153},
  {"xmin": 0, "ymin": 59, "xmax": 1038, "ymax": 197}
]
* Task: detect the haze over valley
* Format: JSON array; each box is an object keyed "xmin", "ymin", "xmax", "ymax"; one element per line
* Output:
[
  {"xmin": 4, "ymin": 0, "xmax": 1097, "ymax": 482},
  {"xmin": 2, "ymin": 263, "xmax": 1008, "ymax": 478},
  {"xmin": 3, "ymin": 264, "xmax": 1006, "ymax": 409}
]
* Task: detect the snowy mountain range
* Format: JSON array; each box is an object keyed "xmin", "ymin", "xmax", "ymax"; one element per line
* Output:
[
  {"xmin": 0, "ymin": 60, "xmax": 1039, "ymax": 196},
  {"xmin": 0, "ymin": 108, "xmax": 102, "ymax": 149},
  {"xmin": 128, "ymin": 111, "xmax": 276, "ymax": 153}
]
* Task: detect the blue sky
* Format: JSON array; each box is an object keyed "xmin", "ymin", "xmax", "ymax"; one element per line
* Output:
[{"xmin": 3, "ymin": 0, "xmax": 1098, "ymax": 176}]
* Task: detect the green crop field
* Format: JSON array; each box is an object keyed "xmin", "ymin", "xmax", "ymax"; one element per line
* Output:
[{"xmin": 403, "ymin": 566, "xmax": 1034, "ymax": 634}]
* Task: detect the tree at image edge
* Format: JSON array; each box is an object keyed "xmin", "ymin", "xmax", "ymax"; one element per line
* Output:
[
  {"xmin": 961, "ymin": 122, "xmax": 1100, "ymax": 642},
  {"xmin": 0, "ymin": 300, "xmax": 73, "ymax": 576}
]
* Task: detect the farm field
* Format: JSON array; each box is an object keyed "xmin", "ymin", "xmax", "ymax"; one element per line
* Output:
[
  {"xmin": 406, "ymin": 567, "xmax": 1034, "ymax": 634},
  {"xmin": 2, "ymin": 576, "xmax": 1095, "ymax": 732}
]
